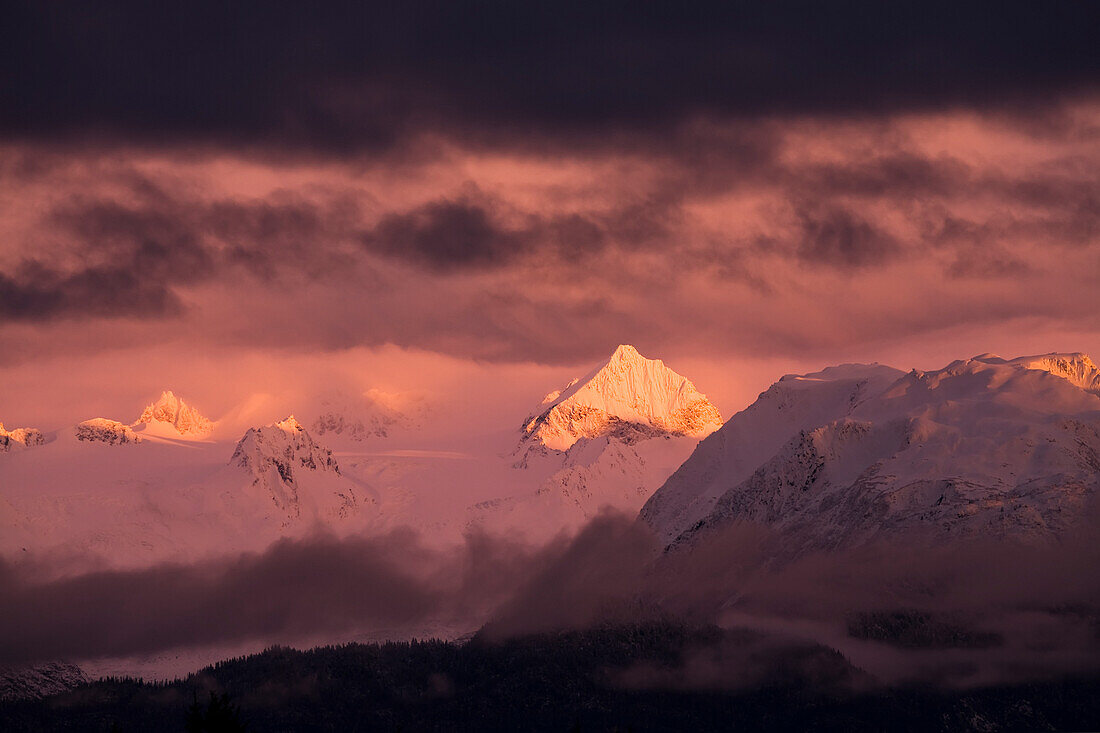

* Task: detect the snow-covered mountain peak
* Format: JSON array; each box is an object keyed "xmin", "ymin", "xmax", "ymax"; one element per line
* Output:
[
  {"xmin": 275, "ymin": 415, "xmax": 306, "ymax": 433},
  {"xmin": 231, "ymin": 417, "xmax": 338, "ymax": 476},
  {"xmin": 229, "ymin": 417, "xmax": 351, "ymax": 525},
  {"xmin": 609, "ymin": 342, "xmax": 643, "ymax": 363},
  {"xmin": 136, "ymin": 390, "xmax": 213, "ymax": 437},
  {"xmin": 520, "ymin": 345, "xmax": 723, "ymax": 452}
]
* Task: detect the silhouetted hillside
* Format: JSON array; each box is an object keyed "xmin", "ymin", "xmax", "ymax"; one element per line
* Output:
[{"xmin": 1, "ymin": 622, "xmax": 1098, "ymax": 731}]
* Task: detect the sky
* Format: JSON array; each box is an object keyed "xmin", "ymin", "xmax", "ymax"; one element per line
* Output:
[{"xmin": 2, "ymin": 1, "xmax": 1099, "ymax": 429}]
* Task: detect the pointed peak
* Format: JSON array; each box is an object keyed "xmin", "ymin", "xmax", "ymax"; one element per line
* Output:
[
  {"xmin": 606, "ymin": 344, "xmax": 654, "ymax": 368},
  {"xmin": 275, "ymin": 415, "xmax": 305, "ymax": 432},
  {"xmin": 522, "ymin": 345, "xmax": 722, "ymax": 451},
  {"xmin": 611, "ymin": 344, "xmax": 641, "ymax": 359},
  {"xmin": 145, "ymin": 389, "xmax": 182, "ymax": 407}
]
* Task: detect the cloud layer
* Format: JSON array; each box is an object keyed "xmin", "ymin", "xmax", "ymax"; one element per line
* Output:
[
  {"xmin": 3, "ymin": 514, "xmax": 1098, "ymax": 688},
  {"xmin": 3, "ymin": 2, "xmax": 1098, "ymax": 154},
  {"xmin": 2, "ymin": 101, "xmax": 1098, "ymax": 368},
  {"xmin": 0, "ymin": 5, "xmax": 1098, "ymax": 384}
]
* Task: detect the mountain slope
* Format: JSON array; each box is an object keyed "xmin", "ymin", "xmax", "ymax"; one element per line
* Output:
[
  {"xmin": 646, "ymin": 353, "xmax": 1100, "ymax": 554},
  {"xmin": 640, "ymin": 363, "xmax": 904, "ymax": 545}
]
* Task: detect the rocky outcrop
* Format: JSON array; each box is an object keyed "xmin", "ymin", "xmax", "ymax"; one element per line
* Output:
[
  {"xmin": 75, "ymin": 418, "xmax": 141, "ymax": 445},
  {"xmin": 0, "ymin": 422, "xmax": 45, "ymax": 452}
]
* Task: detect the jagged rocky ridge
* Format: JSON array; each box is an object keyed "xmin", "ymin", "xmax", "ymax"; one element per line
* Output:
[
  {"xmin": 642, "ymin": 353, "xmax": 1100, "ymax": 554},
  {"xmin": 136, "ymin": 390, "xmax": 214, "ymax": 437}
]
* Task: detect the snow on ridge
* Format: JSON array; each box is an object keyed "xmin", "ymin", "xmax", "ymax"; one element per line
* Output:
[
  {"xmin": 1005, "ymin": 352, "xmax": 1100, "ymax": 394},
  {"xmin": 74, "ymin": 418, "xmax": 142, "ymax": 445},
  {"xmin": 640, "ymin": 362, "xmax": 903, "ymax": 545}
]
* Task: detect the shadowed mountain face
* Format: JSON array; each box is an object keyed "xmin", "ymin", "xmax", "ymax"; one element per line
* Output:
[{"xmin": 644, "ymin": 353, "xmax": 1100, "ymax": 554}]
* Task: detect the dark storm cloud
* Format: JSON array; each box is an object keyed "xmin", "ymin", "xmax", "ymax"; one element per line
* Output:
[
  {"xmin": 364, "ymin": 198, "xmax": 533, "ymax": 270},
  {"xmin": 793, "ymin": 206, "xmax": 900, "ymax": 268},
  {"xmin": 791, "ymin": 154, "xmax": 971, "ymax": 199},
  {"xmin": 1, "ymin": 1, "xmax": 1097, "ymax": 154},
  {"xmin": 360, "ymin": 190, "xmax": 677, "ymax": 270},
  {"xmin": 0, "ymin": 170, "xmax": 682, "ymax": 324},
  {"xmin": 0, "ymin": 185, "xmax": 360, "ymax": 321},
  {"xmin": 0, "ymin": 260, "xmax": 185, "ymax": 321}
]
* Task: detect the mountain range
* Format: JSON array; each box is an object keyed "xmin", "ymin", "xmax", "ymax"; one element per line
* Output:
[
  {"xmin": 641, "ymin": 352, "xmax": 1100, "ymax": 555},
  {"xmin": 1, "ymin": 349, "xmax": 1097, "ymax": 573},
  {"xmin": 0, "ymin": 346, "xmax": 723, "ymax": 566}
]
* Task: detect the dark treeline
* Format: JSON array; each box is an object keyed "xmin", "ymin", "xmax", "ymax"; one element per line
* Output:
[{"xmin": 1, "ymin": 621, "xmax": 1098, "ymax": 732}]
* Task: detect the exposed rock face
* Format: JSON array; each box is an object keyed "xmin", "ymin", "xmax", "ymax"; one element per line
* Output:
[
  {"xmin": 137, "ymin": 390, "xmax": 214, "ymax": 436},
  {"xmin": 0, "ymin": 422, "xmax": 45, "ymax": 452},
  {"xmin": 0, "ymin": 662, "xmax": 88, "ymax": 701},
  {"xmin": 520, "ymin": 345, "xmax": 723, "ymax": 453},
  {"xmin": 75, "ymin": 418, "xmax": 142, "ymax": 445},
  {"xmin": 644, "ymin": 353, "xmax": 1100, "ymax": 555},
  {"xmin": 230, "ymin": 416, "xmax": 351, "ymax": 523}
]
